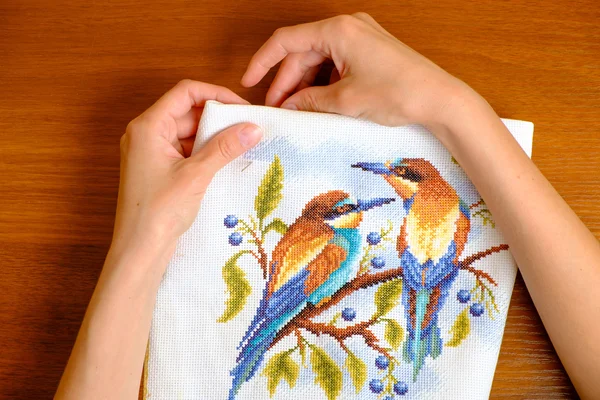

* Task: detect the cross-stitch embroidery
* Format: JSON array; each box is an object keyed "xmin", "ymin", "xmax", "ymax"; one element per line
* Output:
[{"xmin": 219, "ymin": 156, "xmax": 506, "ymax": 400}]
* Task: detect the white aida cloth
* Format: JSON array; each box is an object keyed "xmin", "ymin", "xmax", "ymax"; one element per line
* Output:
[{"xmin": 146, "ymin": 101, "xmax": 534, "ymax": 400}]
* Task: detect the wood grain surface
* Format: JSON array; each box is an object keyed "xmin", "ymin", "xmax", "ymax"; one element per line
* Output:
[{"xmin": 1, "ymin": 1, "xmax": 598, "ymax": 398}]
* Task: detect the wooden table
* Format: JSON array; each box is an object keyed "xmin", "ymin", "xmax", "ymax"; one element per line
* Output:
[{"xmin": 1, "ymin": 1, "xmax": 597, "ymax": 398}]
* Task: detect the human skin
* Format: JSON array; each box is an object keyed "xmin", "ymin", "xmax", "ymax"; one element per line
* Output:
[
  {"xmin": 56, "ymin": 13, "xmax": 600, "ymax": 400},
  {"xmin": 241, "ymin": 13, "xmax": 600, "ymax": 399},
  {"xmin": 55, "ymin": 80, "xmax": 263, "ymax": 399}
]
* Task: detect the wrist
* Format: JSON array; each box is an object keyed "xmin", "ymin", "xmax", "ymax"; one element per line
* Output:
[
  {"xmin": 422, "ymin": 81, "xmax": 495, "ymax": 149},
  {"xmin": 106, "ymin": 230, "xmax": 176, "ymax": 286}
]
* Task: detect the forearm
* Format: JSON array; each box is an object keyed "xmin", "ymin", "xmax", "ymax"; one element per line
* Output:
[
  {"xmin": 56, "ymin": 239, "xmax": 173, "ymax": 399},
  {"xmin": 433, "ymin": 88, "xmax": 600, "ymax": 398},
  {"xmin": 55, "ymin": 79, "xmax": 259, "ymax": 400}
]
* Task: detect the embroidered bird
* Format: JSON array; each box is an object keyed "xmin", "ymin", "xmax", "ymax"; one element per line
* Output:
[
  {"xmin": 352, "ymin": 159, "xmax": 470, "ymax": 380},
  {"xmin": 229, "ymin": 190, "xmax": 395, "ymax": 399}
]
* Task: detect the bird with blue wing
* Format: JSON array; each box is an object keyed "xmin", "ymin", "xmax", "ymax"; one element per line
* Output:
[
  {"xmin": 229, "ymin": 190, "xmax": 395, "ymax": 399},
  {"xmin": 352, "ymin": 159, "xmax": 471, "ymax": 380}
]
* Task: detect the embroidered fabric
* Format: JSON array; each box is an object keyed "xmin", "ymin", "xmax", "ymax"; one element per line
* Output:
[{"xmin": 146, "ymin": 101, "xmax": 534, "ymax": 400}]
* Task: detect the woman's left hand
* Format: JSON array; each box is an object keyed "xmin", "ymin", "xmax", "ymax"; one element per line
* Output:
[
  {"xmin": 56, "ymin": 80, "xmax": 262, "ymax": 400},
  {"xmin": 113, "ymin": 79, "xmax": 263, "ymax": 265}
]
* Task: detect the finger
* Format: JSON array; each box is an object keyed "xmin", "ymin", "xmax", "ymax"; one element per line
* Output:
[
  {"xmin": 171, "ymin": 137, "xmax": 185, "ymax": 157},
  {"xmin": 179, "ymin": 136, "xmax": 196, "ymax": 158},
  {"xmin": 265, "ymin": 52, "xmax": 325, "ymax": 107},
  {"xmin": 147, "ymin": 79, "xmax": 249, "ymax": 121},
  {"xmin": 329, "ymin": 68, "xmax": 341, "ymax": 85},
  {"xmin": 189, "ymin": 123, "xmax": 263, "ymax": 176},
  {"xmin": 241, "ymin": 18, "xmax": 338, "ymax": 87},
  {"xmin": 174, "ymin": 106, "xmax": 203, "ymax": 139},
  {"xmin": 281, "ymin": 81, "xmax": 349, "ymax": 115},
  {"xmin": 293, "ymin": 64, "xmax": 322, "ymax": 94}
]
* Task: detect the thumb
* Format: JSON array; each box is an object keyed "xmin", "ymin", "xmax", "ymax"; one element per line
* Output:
[
  {"xmin": 281, "ymin": 81, "xmax": 347, "ymax": 114},
  {"xmin": 190, "ymin": 123, "xmax": 263, "ymax": 176}
]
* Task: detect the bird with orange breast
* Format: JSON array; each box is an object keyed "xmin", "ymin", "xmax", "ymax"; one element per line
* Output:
[
  {"xmin": 228, "ymin": 190, "xmax": 395, "ymax": 399},
  {"xmin": 352, "ymin": 158, "xmax": 471, "ymax": 379}
]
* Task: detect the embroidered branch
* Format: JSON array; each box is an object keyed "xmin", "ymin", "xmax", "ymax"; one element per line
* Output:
[
  {"xmin": 459, "ymin": 244, "xmax": 508, "ymax": 286},
  {"xmin": 271, "ymin": 244, "xmax": 507, "ymax": 350},
  {"xmin": 249, "ymin": 228, "xmax": 269, "ymax": 279},
  {"xmin": 239, "ymin": 219, "xmax": 269, "ymax": 279},
  {"xmin": 274, "ymin": 316, "xmax": 392, "ymax": 360}
]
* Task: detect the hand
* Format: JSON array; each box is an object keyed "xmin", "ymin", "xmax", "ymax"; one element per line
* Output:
[
  {"xmin": 113, "ymin": 80, "xmax": 262, "ymax": 261},
  {"xmin": 242, "ymin": 13, "xmax": 480, "ymax": 131},
  {"xmin": 242, "ymin": 14, "xmax": 600, "ymax": 399}
]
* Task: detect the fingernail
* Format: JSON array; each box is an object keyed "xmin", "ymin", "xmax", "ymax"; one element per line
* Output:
[
  {"xmin": 238, "ymin": 125, "xmax": 263, "ymax": 148},
  {"xmin": 282, "ymin": 103, "xmax": 297, "ymax": 110}
]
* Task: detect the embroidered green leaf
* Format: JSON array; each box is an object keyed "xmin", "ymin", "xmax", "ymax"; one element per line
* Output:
[
  {"xmin": 328, "ymin": 312, "xmax": 341, "ymax": 326},
  {"xmin": 374, "ymin": 278, "xmax": 403, "ymax": 318},
  {"xmin": 380, "ymin": 219, "xmax": 394, "ymax": 242},
  {"xmin": 263, "ymin": 218, "xmax": 288, "ymax": 236},
  {"xmin": 345, "ymin": 350, "xmax": 367, "ymax": 393},
  {"xmin": 446, "ymin": 308, "xmax": 471, "ymax": 347},
  {"xmin": 217, "ymin": 251, "xmax": 252, "ymax": 323},
  {"xmin": 262, "ymin": 350, "xmax": 300, "ymax": 397},
  {"xmin": 310, "ymin": 345, "xmax": 342, "ymax": 400},
  {"xmin": 384, "ymin": 319, "xmax": 404, "ymax": 350},
  {"xmin": 299, "ymin": 338, "xmax": 307, "ymax": 368},
  {"xmin": 473, "ymin": 208, "xmax": 495, "ymax": 228},
  {"xmin": 255, "ymin": 156, "xmax": 284, "ymax": 223}
]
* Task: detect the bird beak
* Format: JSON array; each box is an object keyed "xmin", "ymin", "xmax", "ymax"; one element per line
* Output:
[
  {"xmin": 357, "ymin": 197, "xmax": 396, "ymax": 211},
  {"xmin": 352, "ymin": 162, "xmax": 393, "ymax": 175}
]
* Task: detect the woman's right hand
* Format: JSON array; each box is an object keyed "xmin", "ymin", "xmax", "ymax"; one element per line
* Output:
[{"xmin": 241, "ymin": 13, "xmax": 483, "ymax": 132}]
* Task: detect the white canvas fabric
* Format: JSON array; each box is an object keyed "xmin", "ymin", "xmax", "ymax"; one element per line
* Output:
[{"xmin": 146, "ymin": 101, "xmax": 534, "ymax": 400}]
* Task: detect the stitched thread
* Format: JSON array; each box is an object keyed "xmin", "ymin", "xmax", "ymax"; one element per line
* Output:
[{"xmin": 220, "ymin": 156, "xmax": 507, "ymax": 399}]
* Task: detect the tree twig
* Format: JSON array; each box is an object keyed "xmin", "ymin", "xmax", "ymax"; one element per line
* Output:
[
  {"xmin": 461, "ymin": 265, "xmax": 497, "ymax": 286},
  {"xmin": 239, "ymin": 219, "xmax": 269, "ymax": 279},
  {"xmin": 274, "ymin": 317, "xmax": 392, "ymax": 359},
  {"xmin": 469, "ymin": 199, "xmax": 485, "ymax": 209},
  {"xmin": 248, "ymin": 227, "xmax": 268, "ymax": 279},
  {"xmin": 249, "ymin": 251, "xmax": 261, "ymax": 262},
  {"xmin": 458, "ymin": 244, "xmax": 509, "ymax": 286},
  {"xmin": 270, "ymin": 244, "xmax": 509, "ymax": 352}
]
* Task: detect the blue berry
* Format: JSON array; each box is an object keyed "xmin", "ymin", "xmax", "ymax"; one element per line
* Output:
[
  {"xmin": 228, "ymin": 232, "xmax": 243, "ymax": 246},
  {"xmin": 371, "ymin": 257, "xmax": 385, "ymax": 269},
  {"xmin": 341, "ymin": 307, "xmax": 356, "ymax": 321},
  {"xmin": 224, "ymin": 215, "xmax": 238, "ymax": 228},
  {"xmin": 457, "ymin": 290, "xmax": 471, "ymax": 303},
  {"xmin": 369, "ymin": 379, "xmax": 384, "ymax": 394},
  {"xmin": 394, "ymin": 381, "xmax": 409, "ymax": 395},
  {"xmin": 375, "ymin": 355, "xmax": 389, "ymax": 370},
  {"xmin": 470, "ymin": 303, "xmax": 485, "ymax": 317},
  {"xmin": 366, "ymin": 232, "xmax": 381, "ymax": 245}
]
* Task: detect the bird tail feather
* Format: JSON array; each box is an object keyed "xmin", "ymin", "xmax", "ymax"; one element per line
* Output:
[
  {"xmin": 403, "ymin": 288, "xmax": 444, "ymax": 381},
  {"xmin": 229, "ymin": 326, "xmax": 277, "ymax": 400}
]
